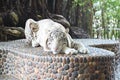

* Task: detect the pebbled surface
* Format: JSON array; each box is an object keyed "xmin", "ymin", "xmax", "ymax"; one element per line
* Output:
[
  {"xmin": 0, "ymin": 75, "xmax": 19, "ymax": 80},
  {"xmin": 0, "ymin": 39, "xmax": 119, "ymax": 80}
]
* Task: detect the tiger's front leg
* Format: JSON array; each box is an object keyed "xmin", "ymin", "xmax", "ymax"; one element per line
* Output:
[
  {"xmin": 62, "ymin": 47, "xmax": 78, "ymax": 54},
  {"xmin": 72, "ymin": 42, "xmax": 88, "ymax": 54},
  {"xmin": 31, "ymin": 39, "xmax": 40, "ymax": 47}
]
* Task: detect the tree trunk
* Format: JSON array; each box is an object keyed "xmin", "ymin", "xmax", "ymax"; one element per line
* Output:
[{"xmin": 81, "ymin": 0, "xmax": 93, "ymax": 37}]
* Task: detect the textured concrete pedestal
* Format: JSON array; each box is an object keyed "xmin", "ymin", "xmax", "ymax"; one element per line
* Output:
[{"xmin": 0, "ymin": 39, "xmax": 116, "ymax": 80}]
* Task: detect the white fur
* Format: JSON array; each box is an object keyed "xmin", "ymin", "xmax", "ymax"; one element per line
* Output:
[
  {"xmin": 25, "ymin": 19, "xmax": 88, "ymax": 54},
  {"xmin": 24, "ymin": 19, "xmax": 37, "ymax": 44}
]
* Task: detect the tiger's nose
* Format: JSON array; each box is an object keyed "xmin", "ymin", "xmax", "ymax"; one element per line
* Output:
[{"xmin": 54, "ymin": 48, "xmax": 58, "ymax": 51}]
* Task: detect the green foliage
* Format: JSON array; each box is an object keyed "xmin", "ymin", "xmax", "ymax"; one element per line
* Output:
[
  {"xmin": 73, "ymin": 0, "xmax": 120, "ymax": 39},
  {"xmin": 105, "ymin": 0, "xmax": 120, "ymax": 19},
  {"xmin": 72, "ymin": 0, "xmax": 88, "ymax": 7},
  {"xmin": 93, "ymin": 0, "xmax": 120, "ymax": 23}
]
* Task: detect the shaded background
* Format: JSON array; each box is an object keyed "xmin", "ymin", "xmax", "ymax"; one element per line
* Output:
[{"xmin": 0, "ymin": 0, "xmax": 92, "ymax": 41}]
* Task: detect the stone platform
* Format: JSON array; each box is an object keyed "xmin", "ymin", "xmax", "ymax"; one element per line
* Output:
[
  {"xmin": 75, "ymin": 39, "xmax": 119, "ymax": 53},
  {"xmin": 0, "ymin": 39, "xmax": 118, "ymax": 80},
  {"xmin": 0, "ymin": 75, "xmax": 18, "ymax": 80}
]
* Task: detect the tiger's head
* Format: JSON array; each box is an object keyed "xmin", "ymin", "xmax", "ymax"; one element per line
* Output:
[{"xmin": 46, "ymin": 29, "xmax": 68, "ymax": 54}]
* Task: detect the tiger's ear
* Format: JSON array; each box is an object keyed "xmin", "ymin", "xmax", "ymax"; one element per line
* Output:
[{"xmin": 30, "ymin": 22, "xmax": 39, "ymax": 32}]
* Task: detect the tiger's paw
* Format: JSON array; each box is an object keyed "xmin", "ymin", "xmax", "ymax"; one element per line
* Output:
[{"xmin": 78, "ymin": 47, "xmax": 89, "ymax": 54}]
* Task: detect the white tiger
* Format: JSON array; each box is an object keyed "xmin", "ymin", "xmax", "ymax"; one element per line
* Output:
[{"xmin": 25, "ymin": 19, "xmax": 88, "ymax": 54}]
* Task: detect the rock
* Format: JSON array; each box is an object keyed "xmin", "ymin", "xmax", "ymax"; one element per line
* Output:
[
  {"xmin": 64, "ymin": 64, "xmax": 69, "ymax": 70},
  {"xmin": 71, "ymin": 27, "xmax": 90, "ymax": 38},
  {"xmin": 49, "ymin": 14, "xmax": 78, "ymax": 38},
  {"xmin": 0, "ymin": 26, "xmax": 25, "ymax": 41},
  {"xmin": 72, "ymin": 71, "xmax": 78, "ymax": 78},
  {"xmin": 49, "ymin": 14, "xmax": 70, "ymax": 29}
]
